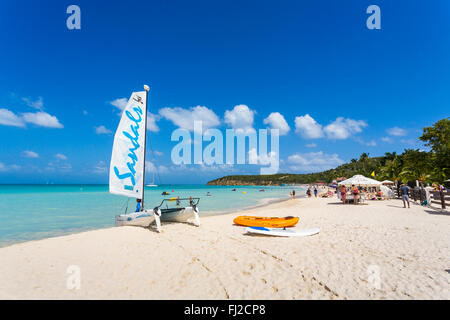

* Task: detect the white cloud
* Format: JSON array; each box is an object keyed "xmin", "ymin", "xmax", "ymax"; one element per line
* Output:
[
  {"xmin": 263, "ymin": 112, "xmax": 290, "ymax": 135},
  {"xmin": 22, "ymin": 150, "xmax": 39, "ymax": 158},
  {"xmin": 1, "ymin": 96, "xmax": 63, "ymax": 129},
  {"xmin": 0, "ymin": 108, "xmax": 25, "ymax": 127},
  {"xmin": 355, "ymin": 137, "xmax": 377, "ymax": 147},
  {"xmin": 248, "ymin": 148, "xmax": 278, "ymax": 165},
  {"xmin": 110, "ymin": 98, "xmax": 128, "ymax": 114},
  {"xmin": 22, "ymin": 111, "xmax": 64, "ymax": 128},
  {"xmin": 153, "ymin": 150, "xmax": 163, "ymax": 156},
  {"xmin": 400, "ymin": 139, "xmax": 416, "ymax": 145},
  {"xmin": 58, "ymin": 163, "xmax": 72, "ymax": 171},
  {"xmin": 0, "ymin": 162, "xmax": 21, "ymax": 172},
  {"xmin": 294, "ymin": 114, "xmax": 324, "ymax": 139},
  {"xmin": 22, "ymin": 97, "xmax": 44, "ymax": 110},
  {"xmin": 159, "ymin": 105, "xmax": 220, "ymax": 132},
  {"xmin": 323, "ymin": 117, "xmax": 367, "ymax": 139},
  {"xmin": 145, "ymin": 161, "xmax": 169, "ymax": 174},
  {"xmin": 381, "ymin": 136, "xmax": 393, "ymax": 143},
  {"xmin": 55, "ymin": 153, "xmax": 68, "ymax": 160},
  {"xmin": 93, "ymin": 161, "xmax": 107, "ymax": 174},
  {"xmin": 287, "ymin": 151, "xmax": 344, "ymax": 172},
  {"xmin": 95, "ymin": 125, "xmax": 112, "ymax": 135},
  {"xmin": 387, "ymin": 127, "xmax": 407, "ymax": 136},
  {"xmin": 224, "ymin": 104, "xmax": 255, "ymax": 133},
  {"xmin": 147, "ymin": 112, "xmax": 160, "ymax": 132},
  {"xmin": 46, "ymin": 161, "xmax": 72, "ymax": 172},
  {"xmin": 145, "ymin": 160, "xmax": 156, "ymax": 173},
  {"xmin": 306, "ymin": 143, "xmax": 317, "ymax": 148}
]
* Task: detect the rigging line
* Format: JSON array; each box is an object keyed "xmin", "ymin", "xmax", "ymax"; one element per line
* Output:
[{"xmin": 120, "ymin": 198, "xmax": 130, "ymax": 214}]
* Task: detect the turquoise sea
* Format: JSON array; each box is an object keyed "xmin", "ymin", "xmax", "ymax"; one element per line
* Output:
[{"xmin": 0, "ymin": 184, "xmax": 305, "ymax": 247}]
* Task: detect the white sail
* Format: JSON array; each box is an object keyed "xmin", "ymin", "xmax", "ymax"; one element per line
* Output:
[{"xmin": 109, "ymin": 91, "xmax": 147, "ymax": 199}]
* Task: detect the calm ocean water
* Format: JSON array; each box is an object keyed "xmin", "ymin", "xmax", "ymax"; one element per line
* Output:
[{"xmin": 0, "ymin": 184, "xmax": 305, "ymax": 247}]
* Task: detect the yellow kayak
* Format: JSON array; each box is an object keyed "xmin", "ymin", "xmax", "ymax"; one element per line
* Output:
[{"xmin": 233, "ymin": 216, "xmax": 299, "ymax": 228}]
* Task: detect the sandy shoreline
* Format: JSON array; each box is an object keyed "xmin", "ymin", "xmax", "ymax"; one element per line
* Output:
[{"xmin": 0, "ymin": 196, "xmax": 449, "ymax": 299}]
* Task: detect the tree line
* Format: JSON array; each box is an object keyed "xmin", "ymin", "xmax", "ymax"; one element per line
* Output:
[{"xmin": 207, "ymin": 118, "xmax": 450, "ymax": 186}]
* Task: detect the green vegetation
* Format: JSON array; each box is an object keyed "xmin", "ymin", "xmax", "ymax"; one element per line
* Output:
[{"xmin": 207, "ymin": 118, "xmax": 450, "ymax": 186}]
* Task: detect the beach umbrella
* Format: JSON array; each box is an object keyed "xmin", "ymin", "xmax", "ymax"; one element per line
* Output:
[{"xmin": 337, "ymin": 175, "xmax": 382, "ymax": 187}]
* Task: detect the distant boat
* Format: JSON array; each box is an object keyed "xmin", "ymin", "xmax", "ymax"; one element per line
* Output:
[
  {"xmin": 146, "ymin": 172, "xmax": 158, "ymax": 187},
  {"xmin": 109, "ymin": 85, "xmax": 200, "ymax": 231}
]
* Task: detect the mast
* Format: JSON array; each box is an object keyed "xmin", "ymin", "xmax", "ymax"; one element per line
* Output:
[{"xmin": 141, "ymin": 84, "xmax": 150, "ymax": 211}]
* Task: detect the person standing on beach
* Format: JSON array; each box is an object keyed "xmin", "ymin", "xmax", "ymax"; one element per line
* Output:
[
  {"xmin": 340, "ymin": 185, "xmax": 347, "ymax": 204},
  {"xmin": 401, "ymin": 184, "xmax": 410, "ymax": 208},
  {"xmin": 292, "ymin": 189, "xmax": 296, "ymax": 199},
  {"xmin": 351, "ymin": 185, "xmax": 359, "ymax": 205},
  {"xmin": 314, "ymin": 187, "xmax": 318, "ymax": 197},
  {"xmin": 135, "ymin": 199, "xmax": 142, "ymax": 212},
  {"xmin": 306, "ymin": 188, "xmax": 312, "ymax": 197}
]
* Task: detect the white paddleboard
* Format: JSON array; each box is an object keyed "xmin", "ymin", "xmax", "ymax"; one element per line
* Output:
[{"xmin": 245, "ymin": 226, "xmax": 320, "ymax": 237}]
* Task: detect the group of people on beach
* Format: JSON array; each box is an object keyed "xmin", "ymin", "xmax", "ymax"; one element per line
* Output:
[
  {"xmin": 289, "ymin": 190, "xmax": 296, "ymax": 199},
  {"xmin": 338, "ymin": 185, "xmax": 362, "ymax": 205},
  {"xmin": 306, "ymin": 186, "xmax": 319, "ymax": 198},
  {"xmin": 338, "ymin": 185, "xmax": 386, "ymax": 205}
]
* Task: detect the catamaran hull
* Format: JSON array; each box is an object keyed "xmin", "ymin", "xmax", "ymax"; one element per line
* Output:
[
  {"xmin": 115, "ymin": 210, "xmax": 155, "ymax": 227},
  {"xmin": 115, "ymin": 207, "xmax": 197, "ymax": 226},
  {"xmin": 160, "ymin": 207, "xmax": 195, "ymax": 222}
]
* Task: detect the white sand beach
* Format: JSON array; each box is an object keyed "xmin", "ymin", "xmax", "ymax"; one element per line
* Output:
[{"xmin": 0, "ymin": 196, "xmax": 449, "ymax": 300}]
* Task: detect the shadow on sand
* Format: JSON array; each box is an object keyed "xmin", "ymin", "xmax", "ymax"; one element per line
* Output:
[
  {"xmin": 140, "ymin": 220, "xmax": 199, "ymax": 233},
  {"xmin": 424, "ymin": 209, "xmax": 450, "ymax": 216},
  {"xmin": 386, "ymin": 205, "xmax": 409, "ymax": 209}
]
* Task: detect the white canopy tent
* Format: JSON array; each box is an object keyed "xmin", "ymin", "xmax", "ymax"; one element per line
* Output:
[
  {"xmin": 381, "ymin": 180, "xmax": 394, "ymax": 185},
  {"xmin": 338, "ymin": 175, "xmax": 382, "ymax": 187}
]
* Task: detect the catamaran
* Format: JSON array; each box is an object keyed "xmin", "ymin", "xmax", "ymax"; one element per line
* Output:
[{"xmin": 109, "ymin": 85, "xmax": 200, "ymax": 232}]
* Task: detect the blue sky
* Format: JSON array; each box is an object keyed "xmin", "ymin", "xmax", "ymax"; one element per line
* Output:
[{"xmin": 0, "ymin": 0, "xmax": 449, "ymax": 184}]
